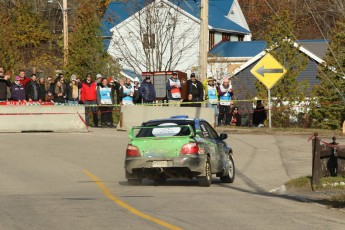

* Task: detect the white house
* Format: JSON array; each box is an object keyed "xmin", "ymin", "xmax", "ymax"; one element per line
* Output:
[{"xmin": 101, "ymin": 0, "xmax": 251, "ymax": 76}]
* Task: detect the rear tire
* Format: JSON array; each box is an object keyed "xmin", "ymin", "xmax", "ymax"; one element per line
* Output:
[
  {"xmin": 197, "ymin": 160, "xmax": 212, "ymax": 187},
  {"xmin": 220, "ymin": 155, "xmax": 235, "ymax": 183}
]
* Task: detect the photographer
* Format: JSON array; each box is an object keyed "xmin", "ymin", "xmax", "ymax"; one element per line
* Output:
[{"xmin": 0, "ymin": 67, "xmax": 12, "ymax": 102}]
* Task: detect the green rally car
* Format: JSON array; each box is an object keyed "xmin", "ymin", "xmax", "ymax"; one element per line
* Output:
[{"xmin": 124, "ymin": 116, "xmax": 235, "ymax": 186}]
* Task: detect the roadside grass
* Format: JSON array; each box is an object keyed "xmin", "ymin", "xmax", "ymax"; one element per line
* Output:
[
  {"xmin": 285, "ymin": 176, "xmax": 345, "ymax": 208},
  {"xmin": 330, "ymin": 194, "xmax": 345, "ymax": 208},
  {"xmin": 285, "ymin": 176, "xmax": 345, "ymax": 190},
  {"xmin": 217, "ymin": 126, "xmax": 344, "ymax": 137}
]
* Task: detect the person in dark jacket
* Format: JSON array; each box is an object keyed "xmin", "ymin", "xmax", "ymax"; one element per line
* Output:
[
  {"xmin": 133, "ymin": 78, "xmax": 142, "ymax": 104},
  {"xmin": 25, "ymin": 74, "xmax": 39, "ymax": 101},
  {"xmin": 11, "ymin": 76, "xmax": 26, "ymax": 101},
  {"xmin": 253, "ymin": 100, "xmax": 267, "ymax": 127},
  {"xmin": 186, "ymin": 73, "xmax": 203, "ymax": 107},
  {"xmin": 140, "ymin": 76, "xmax": 156, "ymax": 103},
  {"xmin": 0, "ymin": 67, "xmax": 12, "ymax": 101},
  {"xmin": 97, "ymin": 78, "xmax": 114, "ymax": 127},
  {"xmin": 37, "ymin": 77, "xmax": 46, "ymax": 101}
]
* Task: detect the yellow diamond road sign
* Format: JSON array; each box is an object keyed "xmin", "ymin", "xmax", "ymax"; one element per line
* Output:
[{"xmin": 250, "ymin": 53, "xmax": 287, "ymax": 89}]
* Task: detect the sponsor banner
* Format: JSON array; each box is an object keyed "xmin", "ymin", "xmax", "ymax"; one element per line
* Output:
[{"xmin": 0, "ymin": 101, "xmax": 54, "ymax": 106}]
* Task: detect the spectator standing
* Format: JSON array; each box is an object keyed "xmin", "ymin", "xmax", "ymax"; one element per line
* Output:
[
  {"xmin": 11, "ymin": 76, "xmax": 26, "ymax": 101},
  {"xmin": 253, "ymin": 100, "xmax": 267, "ymax": 127},
  {"xmin": 81, "ymin": 74, "xmax": 98, "ymax": 127},
  {"xmin": 181, "ymin": 94, "xmax": 199, "ymax": 107},
  {"xmin": 0, "ymin": 67, "xmax": 12, "ymax": 101},
  {"xmin": 203, "ymin": 77, "xmax": 219, "ymax": 125},
  {"xmin": 218, "ymin": 78, "xmax": 233, "ymax": 125},
  {"xmin": 4, "ymin": 71, "xmax": 12, "ymax": 100},
  {"xmin": 119, "ymin": 78, "xmax": 134, "ymax": 105},
  {"xmin": 45, "ymin": 76, "xmax": 55, "ymax": 101},
  {"xmin": 37, "ymin": 77, "xmax": 46, "ymax": 101},
  {"xmin": 97, "ymin": 78, "xmax": 114, "ymax": 127},
  {"xmin": 108, "ymin": 77, "xmax": 121, "ymax": 105},
  {"xmin": 166, "ymin": 71, "xmax": 181, "ymax": 106},
  {"xmin": 54, "ymin": 78, "xmax": 65, "ymax": 104},
  {"xmin": 187, "ymin": 73, "xmax": 203, "ymax": 107},
  {"xmin": 66, "ymin": 74, "xmax": 80, "ymax": 105},
  {"xmin": 25, "ymin": 74, "xmax": 39, "ymax": 101},
  {"xmin": 58, "ymin": 73, "xmax": 67, "ymax": 94},
  {"xmin": 19, "ymin": 70, "xmax": 30, "ymax": 88},
  {"xmin": 133, "ymin": 78, "xmax": 142, "ymax": 104},
  {"xmin": 96, "ymin": 74, "xmax": 102, "ymax": 86},
  {"xmin": 140, "ymin": 76, "xmax": 156, "ymax": 103},
  {"xmin": 229, "ymin": 107, "xmax": 242, "ymax": 126}
]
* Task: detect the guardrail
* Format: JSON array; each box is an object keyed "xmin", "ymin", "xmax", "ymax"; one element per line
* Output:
[{"xmin": 310, "ymin": 133, "xmax": 345, "ymax": 188}]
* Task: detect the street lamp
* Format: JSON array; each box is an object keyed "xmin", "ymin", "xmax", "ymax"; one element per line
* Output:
[{"xmin": 48, "ymin": 0, "xmax": 68, "ymax": 67}]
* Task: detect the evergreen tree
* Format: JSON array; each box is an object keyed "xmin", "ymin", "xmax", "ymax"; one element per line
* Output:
[
  {"xmin": 256, "ymin": 11, "xmax": 309, "ymax": 127},
  {"xmin": 66, "ymin": 0, "xmax": 116, "ymax": 79},
  {"xmin": 309, "ymin": 21, "xmax": 345, "ymax": 130}
]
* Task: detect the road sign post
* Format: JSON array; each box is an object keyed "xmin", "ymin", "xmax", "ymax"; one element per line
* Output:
[
  {"xmin": 268, "ymin": 89, "xmax": 272, "ymax": 128},
  {"xmin": 250, "ymin": 53, "xmax": 287, "ymax": 128}
]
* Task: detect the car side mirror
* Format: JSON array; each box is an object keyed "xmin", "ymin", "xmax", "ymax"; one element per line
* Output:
[{"xmin": 219, "ymin": 133, "xmax": 228, "ymax": 141}]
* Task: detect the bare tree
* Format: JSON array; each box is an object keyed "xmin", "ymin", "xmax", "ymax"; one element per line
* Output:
[{"xmin": 108, "ymin": 0, "xmax": 199, "ymax": 74}]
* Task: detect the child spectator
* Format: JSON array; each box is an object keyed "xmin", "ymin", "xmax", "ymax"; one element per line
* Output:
[
  {"xmin": 11, "ymin": 76, "xmax": 25, "ymax": 101},
  {"xmin": 230, "ymin": 107, "xmax": 242, "ymax": 126},
  {"xmin": 181, "ymin": 94, "xmax": 199, "ymax": 107}
]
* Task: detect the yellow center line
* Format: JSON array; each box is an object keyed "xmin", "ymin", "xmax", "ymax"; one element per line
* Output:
[{"xmin": 83, "ymin": 169, "xmax": 182, "ymax": 230}]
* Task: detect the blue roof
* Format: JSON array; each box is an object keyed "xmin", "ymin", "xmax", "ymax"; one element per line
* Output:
[
  {"xmin": 120, "ymin": 69, "xmax": 143, "ymax": 81},
  {"xmin": 101, "ymin": 0, "xmax": 250, "ymax": 49},
  {"xmin": 209, "ymin": 39, "xmax": 329, "ymax": 58},
  {"xmin": 209, "ymin": 41, "xmax": 267, "ymax": 57}
]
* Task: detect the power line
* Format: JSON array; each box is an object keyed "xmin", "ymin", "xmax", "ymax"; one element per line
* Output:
[{"xmin": 263, "ymin": 0, "xmax": 345, "ymax": 103}]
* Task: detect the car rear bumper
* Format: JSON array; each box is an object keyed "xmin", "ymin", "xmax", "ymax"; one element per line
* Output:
[{"xmin": 125, "ymin": 155, "xmax": 207, "ymax": 179}]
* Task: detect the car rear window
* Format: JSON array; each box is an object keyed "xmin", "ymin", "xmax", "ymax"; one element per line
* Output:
[{"xmin": 135, "ymin": 123, "xmax": 193, "ymax": 138}]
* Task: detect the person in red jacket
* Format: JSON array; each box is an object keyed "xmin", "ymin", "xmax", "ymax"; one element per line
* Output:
[
  {"xmin": 80, "ymin": 74, "xmax": 98, "ymax": 127},
  {"xmin": 19, "ymin": 70, "xmax": 31, "ymax": 89}
]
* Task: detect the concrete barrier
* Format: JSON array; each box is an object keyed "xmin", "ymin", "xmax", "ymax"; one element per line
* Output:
[
  {"xmin": 0, "ymin": 106, "xmax": 88, "ymax": 133},
  {"xmin": 117, "ymin": 105, "xmax": 215, "ymax": 131}
]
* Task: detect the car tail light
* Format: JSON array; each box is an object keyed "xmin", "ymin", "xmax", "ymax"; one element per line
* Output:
[
  {"xmin": 180, "ymin": 143, "xmax": 199, "ymax": 155},
  {"xmin": 126, "ymin": 145, "xmax": 141, "ymax": 157}
]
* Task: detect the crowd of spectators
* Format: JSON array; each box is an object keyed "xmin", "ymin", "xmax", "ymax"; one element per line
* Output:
[{"xmin": 0, "ymin": 66, "xmax": 266, "ymax": 127}]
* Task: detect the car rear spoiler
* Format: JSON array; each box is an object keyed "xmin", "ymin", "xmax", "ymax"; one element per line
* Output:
[{"xmin": 129, "ymin": 125, "xmax": 195, "ymax": 140}]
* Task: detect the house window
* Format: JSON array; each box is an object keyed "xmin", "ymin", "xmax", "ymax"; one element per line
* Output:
[
  {"xmin": 143, "ymin": 33, "xmax": 155, "ymax": 49},
  {"xmin": 230, "ymin": 35, "xmax": 239, "ymax": 41},
  {"xmin": 214, "ymin": 32, "xmax": 222, "ymax": 45}
]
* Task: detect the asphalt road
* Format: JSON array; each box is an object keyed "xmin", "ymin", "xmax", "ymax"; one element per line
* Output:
[{"xmin": 1, "ymin": 128, "xmax": 345, "ymax": 230}]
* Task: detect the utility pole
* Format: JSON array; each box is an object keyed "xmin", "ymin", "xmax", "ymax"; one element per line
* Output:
[
  {"xmin": 199, "ymin": 0, "xmax": 208, "ymax": 82},
  {"xmin": 63, "ymin": 0, "xmax": 68, "ymax": 67}
]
